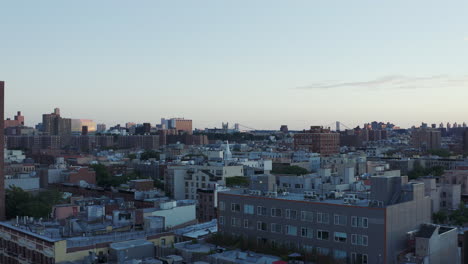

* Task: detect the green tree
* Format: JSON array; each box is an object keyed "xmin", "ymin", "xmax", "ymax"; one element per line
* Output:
[
  {"xmin": 432, "ymin": 211, "xmax": 447, "ymax": 224},
  {"xmin": 140, "ymin": 150, "xmax": 160, "ymax": 161},
  {"xmin": 6, "ymin": 187, "xmax": 65, "ymax": 219},
  {"xmin": 272, "ymin": 165, "xmax": 309, "ymax": 175},
  {"xmin": 225, "ymin": 176, "xmax": 250, "ymax": 187},
  {"xmin": 428, "ymin": 149, "xmax": 451, "ymax": 158}
]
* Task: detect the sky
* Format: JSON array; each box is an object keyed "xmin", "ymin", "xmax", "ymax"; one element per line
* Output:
[{"xmin": 1, "ymin": 0, "xmax": 468, "ymax": 130}]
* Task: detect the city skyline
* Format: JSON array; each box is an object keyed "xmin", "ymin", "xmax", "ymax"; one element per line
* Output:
[{"xmin": 2, "ymin": 1, "xmax": 468, "ymax": 129}]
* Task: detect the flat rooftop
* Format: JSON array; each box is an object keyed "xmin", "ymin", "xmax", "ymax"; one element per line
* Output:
[{"xmin": 221, "ymin": 189, "xmax": 371, "ymax": 207}]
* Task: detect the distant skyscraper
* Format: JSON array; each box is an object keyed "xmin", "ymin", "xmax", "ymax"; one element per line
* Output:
[
  {"xmin": 439, "ymin": 123, "xmax": 444, "ymax": 128},
  {"xmin": 464, "ymin": 130, "xmax": 468, "ymax": 154},
  {"xmin": 0, "ymin": 81, "xmax": 5, "ymax": 220},
  {"xmin": 411, "ymin": 128, "xmax": 441, "ymax": 151},
  {"xmin": 280, "ymin": 125, "xmax": 289, "ymax": 133},
  {"xmin": 161, "ymin": 118, "xmax": 193, "ymax": 134},
  {"xmin": 96, "ymin": 123, "xmax": 106, "ymax": 133},
  {"xmin": 447, "ymin": 122, "xmax": 452, "ymax": 130},
  {"xmin": 42, "ymin": 108, "xmax": 71, "ymax": 136},
  {"xmin": 126, "ymin": 122, "xmax": 136, "ymax": 129}
]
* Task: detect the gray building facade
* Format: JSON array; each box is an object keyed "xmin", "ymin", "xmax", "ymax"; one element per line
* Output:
[{"xmin": 218, "ymin": 176, "xmax": 431, "ymax": 264}]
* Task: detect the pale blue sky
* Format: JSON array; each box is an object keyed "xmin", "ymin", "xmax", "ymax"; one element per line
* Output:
[{"xmin": 1, "ymin": 0, "xmax": 467, "ymax": 129}]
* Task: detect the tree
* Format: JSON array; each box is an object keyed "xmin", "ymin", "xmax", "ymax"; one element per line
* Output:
[
  {"xmin": 272, "ymin": 165, "xmax": 309, "ymax": 175},
  {"xmin": 140, "ymin": 150, "xmax": 160, "ymax": 161},
  {"xmin": 428, "ymin": 149, "xmax": 451, "ymax": 158},
  {"xmin": 432, "ymin": 211, "xmax": 447, "ymax": 224},
  {"xmin": 225, "ymin": 176, "xmax": 250, "ymax": 187},
  {"xmin": 6, "ymin": 187, "xmax": 65, "ymax": 219}
]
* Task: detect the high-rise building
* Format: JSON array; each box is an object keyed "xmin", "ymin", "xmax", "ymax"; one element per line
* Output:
[
  {"xmin": 280, "ymin": 125, "xmax": 289, "ymax": 133},
  {"xmin": 96, "ymin": 123, "xmax": 107, "ymax": 133},
  {"xmin": 411, "ymin": 128, "xmax": 441, "ymax": 151},
  {"xmin": 42, "ymin": 108, "xmax": 71, "ymax": 136},
  {"xmin": 161, "ymin": 118, "xmax": 193, "ymax": 134},
  {"xmin": 463, "ymin": 129, "xmax": 468, "ymax": 154},
  {"xmin": 4, "ymin": 111, "xmax": 24, "ymax": 128},
  {"xmin": 0, "ymin": 82, "xmax": 5, "ymax": 220},
  {"xmin": 294, "ymin": 126, "xmax": 340, "ymax": 155}
]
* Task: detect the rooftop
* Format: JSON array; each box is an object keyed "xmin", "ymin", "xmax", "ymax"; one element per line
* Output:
[{"xmin": 221, "ymin": 189, "xmax": 371, "ymax": 207}]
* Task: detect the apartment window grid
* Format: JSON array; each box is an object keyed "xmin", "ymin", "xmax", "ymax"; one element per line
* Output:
[
  {"xmin": 244, "ymin": 204, "xmax": 254, "ymax": 215},
  {"xmin": 285, "ymin": 225, "xmax": 298, "ymax": 236},
  {"xmin": 257, "ymin": 221, "xmax": 268, "ymax": 231},
  {"xmin": 351, "ymin": 253, "xmax": 369, "ymax": 264},
  {"xmin": 219, "ymin": 216, "xmax": 224, "ymax": 225},
  {"xmin": 244, "ymin": 219, "xmax": 250, "ymax": 229},
  {"xmin": 286, "ymin": 209, "xmax": 298, "ymax": 219},
  {"xmin": 317, "ymin": 230, "xmax": 330, "ymax": 240},
  {"xmin": 231, "ymin": 217, "xmax": 241, "ymax": 227},
  {"xmin": 271, "ymin": 208, "xmax": 282, "ymax": 217},
  {"xmin": 351, "ymin": 234, "xmax": 369, "ymax": 246},
  {"xmin": 317, "ymin": 247, "xmax": 330, "ymax": 256},
  {"xmin": 271, "ymin": 223, "xmax": 283, "ymax": 233},
  {"xmin": 351, "ymin": 216, "xmax": 369, "ymax": 228},
  {"xmin": 317, "ymin": 212, "xmax": 330, "ymax": 224},
  {"xmin": 219, "ymin": 201, "xmax": 225, "ymax": 211},
  {"xmin": 257, "ymin": 206, "xmax": 268, "ymax": 216},
  {"xmin": 334, "ymin": 232, "xmax": 348, "ymax": 243},
  {"xmin": 231, "ymin": 203, "xmax": 241, "ymax": 212},
  {"xmin": 301, "ymin": 211, "xmax": 314, "ymax": 222},
  {"xmin": 301, "ymin": 227, "xmax": 314, "ymax": 238},
  {"xmin": 334, "ymin": 214, "xmax": 347, "ymax": 226}
]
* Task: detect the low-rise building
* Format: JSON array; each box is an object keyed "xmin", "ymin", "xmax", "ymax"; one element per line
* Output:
[{"xmin": 218, "ymin": 174, "xmax": 431, "ymax": 264}]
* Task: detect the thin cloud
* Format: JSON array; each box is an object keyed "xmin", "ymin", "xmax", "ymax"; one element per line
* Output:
[{"xmin": 294, "ymin": 75, "xmax": 468, "ymax": 91}]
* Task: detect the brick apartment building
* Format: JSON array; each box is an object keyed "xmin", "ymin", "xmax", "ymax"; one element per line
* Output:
[
  {"xmin": 294, "ymin": 126, "xmax": 340, "ymax": 155},
  {"xmin": 4, "ymin": 111, "xmax": 24, "ymax": 128}
]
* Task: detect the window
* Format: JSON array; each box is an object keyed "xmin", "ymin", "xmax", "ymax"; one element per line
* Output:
[
  {"xmin": 351, "ymin": 253, "xmax": 368, "ymax": 264},
  {"xmin": 219, "ymin": 216, "xmax": 224, "ymax": 225},
  {"xmin": 271, "ymin": 208, "xmax": 282, "ymax": 217},
  {"xmin": 257, "ymin": 206, "xmax": 267, "ymax": 216},
  {"xmin": 244, "ymin": 204, "xmax": 254, "ymax": 215},
  {"xmin": 271, "ymin": 223, "xmax": 282, "ymax": 233},
  {"xmin": 362, "ymin": 218, "xmax": 368, "ymax": 228},
  {"xmin": 285, "ymin": 225, "xmax": 298, "ymax": 236},
  {"xmin": 317, "ymin": 230, "xmax": 330, "ymax": 240},
  {"xmin": 301, "ymin": 227, "xmax": 313, "ymax": 238},
  {"xmin": 317, "ymin": 247, "xmax": 330, "ymax": 256},
  {"xmin": 334, "ymin": 232, "xmax": 347, "ymax": 243},
  {"xmin": 317, "ymin": 212, "xmax": 329, "ymax": 224},
  {"xmin": 333, "ymin": 250, "xmax": 347, "ymax": 260},
  {"xmin": 286, "ymin": 209, "xmax": 297, "ymax": 219},
  {"xmin": 231, "ymin": 217, "xmax": 241, "ymax": 227},
  {"xmin": 219, "ymin": 201, "xmax": 225, "ymax": 211},
  {"xmin": 244, "ymin": 219, "xmax": 250, "ymax": 229},
  {"xmin": 257, "ymin": 221, "xmax": 268, "ymax": 231},
  {"xmin": 301, "ymin": 211, "xmax": 313, "ymax": 222},
  {"xmin": 352, "ymin": 216, "xmax": 368, "ymax": 228},
  {"xmin": 352, "ymin": 234, "xmax": 368, "ymax": 246},
  {"xmin": 303, "ymin": 245, "xmax": 314, "ymax": 253},
  {"xmin": 231, "ymin": 203, "xmax": 241, "ymax": 212},
  {"xmin": 334, "ymin": 214, "xmax": 347, "ymax": 226}
]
